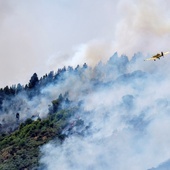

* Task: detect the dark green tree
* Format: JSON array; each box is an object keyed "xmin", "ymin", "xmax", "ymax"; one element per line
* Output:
[{"xmin": 28, "ymin": 73, "xmax": 39, "ymax": 89}]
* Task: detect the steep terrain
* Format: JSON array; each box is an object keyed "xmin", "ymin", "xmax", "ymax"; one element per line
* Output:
[{"xmin": 1, "ymin": 52, "xmax": 170, "ymax": 170}]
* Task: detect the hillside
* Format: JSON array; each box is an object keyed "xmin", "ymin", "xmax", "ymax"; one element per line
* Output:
[
  {"xmin": 0, "ymin": 104, "xmax": 80, "ymax": 169},
  {"xmin": 1, "ymin": 52, "xmax": 170, "ymax": 170}
]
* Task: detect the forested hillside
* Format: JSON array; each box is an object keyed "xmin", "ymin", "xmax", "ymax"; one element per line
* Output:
[{"xmin": 1, "ymin": 52, "xmax": 170, "ymax": 170}]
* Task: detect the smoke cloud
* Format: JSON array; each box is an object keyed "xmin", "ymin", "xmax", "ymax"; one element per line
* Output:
[
  {"xmin": 1, "ymin": 0, "xmax": 170, "ymax": 169},
  {"xmin": 1, "ymin": 0, "xmax": 170, "ymax": 87},
  {"xmin": 38, "ymin": 52, "xmax": 170, "ymax": 170}
]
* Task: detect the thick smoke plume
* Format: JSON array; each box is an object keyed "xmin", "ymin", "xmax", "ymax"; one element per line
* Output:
[
  {"xmin": 1, "ymin": 0, "xmax": 170, "ymax": 87},
  {"xmin": 38, "ymin": 52, "xmax": 170, "ymax": 170},
  {"xmin": 1, "ymin": 0, "xmax": 170, "ymax": 169}
]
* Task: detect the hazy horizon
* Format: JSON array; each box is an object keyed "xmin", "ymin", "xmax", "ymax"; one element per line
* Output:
[{"xmin": 1, "ymin": 0, "xmax": 170, "ymax": 87}]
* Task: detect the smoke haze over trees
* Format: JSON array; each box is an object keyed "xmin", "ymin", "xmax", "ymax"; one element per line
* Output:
[
  {"xmin": 0, "ymin": 0, "xmax": 170, "ymax": 87},
  {"xmin": 1, "ymin": 52, "xmax": 170, "ymax": 169},
  {"xmin": 1, "ymin": 0, "xmax": 170, "ymax": 169}
]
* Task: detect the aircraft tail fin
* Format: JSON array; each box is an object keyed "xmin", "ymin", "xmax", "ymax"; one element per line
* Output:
[{"xmin": 161, "ymin": 52, "xmax": 164, "ymax": 56}]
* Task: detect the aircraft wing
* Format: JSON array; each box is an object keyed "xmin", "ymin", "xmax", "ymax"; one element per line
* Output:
[
  {"xmin": 164, "ymin": 51, "xmax": 170, "ymax": 55},
  {"xmin": 144, "ymin": 57, "xmax": 157, "ymax": 61}
]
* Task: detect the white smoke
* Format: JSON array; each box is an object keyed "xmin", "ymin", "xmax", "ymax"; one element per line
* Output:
[
  {"xmin": 1, "ymin": 0, "xmax": 170, "ymax": 168},
  {"xmin": 1, "ymin": 0, "xmax": 170, "ymax": 87},
  {"xmin": 39, "ymin": 52, "xmax": 170, "ymax": 170}
]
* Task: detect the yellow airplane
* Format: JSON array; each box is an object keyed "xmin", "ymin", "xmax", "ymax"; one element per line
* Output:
[{"xmin": 144, "ymin": 51, "xmax": 170, "ymax": 61}]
